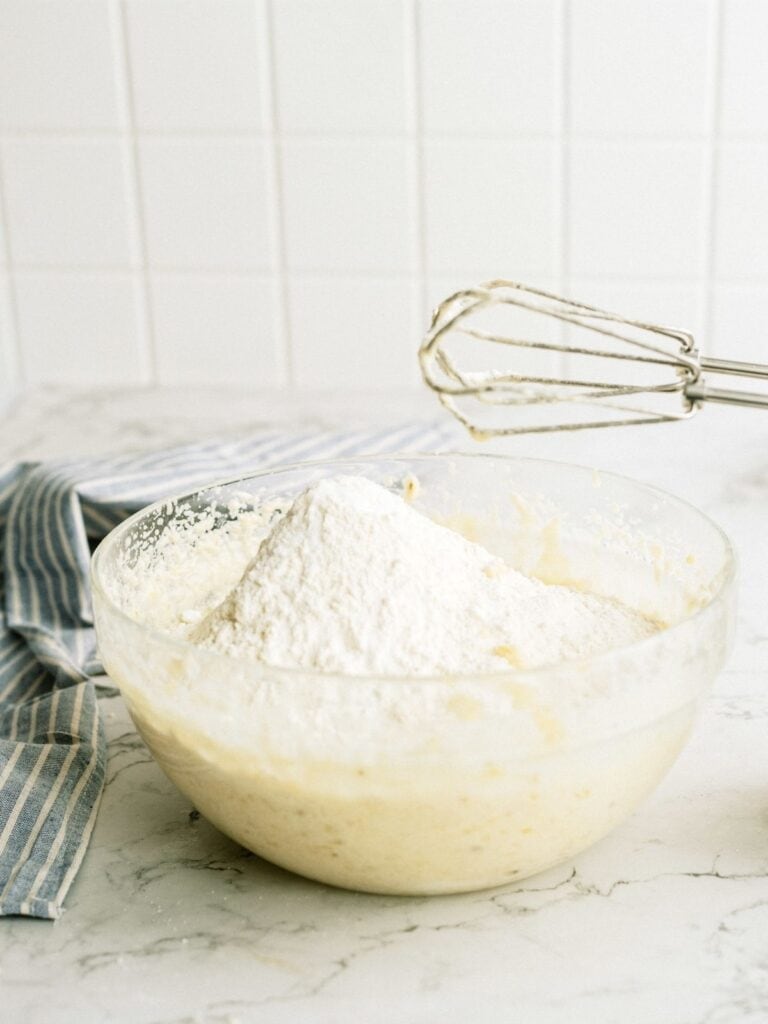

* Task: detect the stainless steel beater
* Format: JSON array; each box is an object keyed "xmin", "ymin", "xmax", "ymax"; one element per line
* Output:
[{"xmin": 419, "ymin": 280, "xmax": 768, "ymax": 437}]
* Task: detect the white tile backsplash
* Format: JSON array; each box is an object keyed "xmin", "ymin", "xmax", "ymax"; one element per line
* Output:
[
  {"xmin": 0, "ymin": 0, "xmax": 766, "ymax": 393},
  {"xmin": 281, "ymin": 140, "xmax": 414, "ymax": 272},
  {"xmin": 139, "ymin": 139, "xmax": 273, "ymax": 269},
  {"xmin": 715, "ymin": 143, "xmax": 768, "ymax": 280},
  {"xmin": 0, "ymin": 0, "xmax": 121, "ymax": 130},
  {"xmin": 273, "ymin": 0, "xmax": 407, "ymax": 133},
  {"xmin": 0, "ymin": 273, "xmax": 19, "ymax": 412},
  {"xmin": 419, "ymin": 1, "xmax": 557, "ymax": 135},
  {"xmin": 721, "ymin": 0, "xmax": 768, "ymax": 136},
  {"xmin": 0, "ymin": 202, "xmax": 7, "ymax": 267},
  {"xmin": 570, "ymin": 0, "xmax": 712, "ymax": 137},
  {"xmin": 0, "ymin": 353, "xmax": 16, "ymax": 414},
  {"xmin": 124, "ymin": 0, "xmax": 265, "ymax": 131},
  {"xmin": 710, "ymin": 285, "xmax": 768, "ymax": 364},
  {"xmin": 2, "ymin": 139, "xmax": 136, "ymax": 267},
  {"xmin": 423, "ymin": 141, "xmax": 559, "ymax": 276},
  {"xmin": 14, "ymin": 273, "xmax": 147, "ymax": 385},
  {"xmin": 569, "ymin": 142, "xmax": 707, "ymax": 278},
  {"xmin": 152, "ymin": 274, "xmax": 283, "ymax": 386},
  {"xmin": 290, "ymin": 276, "xmax": 420, "ymax": 388}
]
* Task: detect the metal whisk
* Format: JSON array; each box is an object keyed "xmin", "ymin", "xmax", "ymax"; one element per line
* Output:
[{"xmin": 419, "ymin": 280, "xmax": 768, "ymax": 437}]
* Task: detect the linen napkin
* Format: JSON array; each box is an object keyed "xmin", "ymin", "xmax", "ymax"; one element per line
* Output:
[{"xmin": 0, "ymin": 421, "xmax": 450, "ymax": 918}]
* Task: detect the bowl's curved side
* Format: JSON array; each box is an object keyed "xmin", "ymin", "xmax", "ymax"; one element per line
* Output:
[{"xmin": 121, "ymin": 685, "xmax": 697, "ymax": 895}]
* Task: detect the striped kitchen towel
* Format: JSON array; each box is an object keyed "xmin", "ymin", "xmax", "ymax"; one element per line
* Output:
[{"xmin": 0, "ymin": 421, "xmax": 451, "ymax": 919}]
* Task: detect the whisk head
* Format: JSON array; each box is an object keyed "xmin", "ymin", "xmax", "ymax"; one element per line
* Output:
[{"xmin": 419, "ymin": 280, "xmax": 702, "ymax": 437}]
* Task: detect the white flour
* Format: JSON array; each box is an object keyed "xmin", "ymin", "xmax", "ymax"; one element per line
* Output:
[{"xmin": 192, "ymin": 475, "xmax": 656, "ymax": 675}]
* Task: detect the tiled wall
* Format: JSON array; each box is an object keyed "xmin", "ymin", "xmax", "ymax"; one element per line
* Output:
[{"xmin": 0, "ymin": 0, "xmax": 767, "ymax": 410}]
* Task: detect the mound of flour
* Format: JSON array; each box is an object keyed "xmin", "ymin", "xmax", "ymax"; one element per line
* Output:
[{"xmin": 192, "ymin": 475, "xmax": 656, "ymax": 675}]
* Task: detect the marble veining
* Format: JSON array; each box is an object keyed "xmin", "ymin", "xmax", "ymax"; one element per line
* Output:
[{"xmin": 1, "ymin": 387, "xmax": 768, "ymax": 1024}]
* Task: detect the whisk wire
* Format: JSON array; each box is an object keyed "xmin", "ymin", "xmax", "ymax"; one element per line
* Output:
[
  {"xmin": 457, "ymin": 326, "xmax": 692, "ymax": 370},
  {"xmin": 420, "ymin": 280, "xmax": 767, "ymax": 436}
]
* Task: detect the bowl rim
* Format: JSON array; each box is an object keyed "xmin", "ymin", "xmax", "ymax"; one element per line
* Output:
[{"xmin": 90, "ymin": 451, "xmax": 737, "ymax": 686}]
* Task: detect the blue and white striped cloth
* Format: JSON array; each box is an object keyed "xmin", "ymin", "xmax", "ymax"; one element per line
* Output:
[{"xmin": 0, "ymin": 421, "xmax": 450, "ymax": 918}]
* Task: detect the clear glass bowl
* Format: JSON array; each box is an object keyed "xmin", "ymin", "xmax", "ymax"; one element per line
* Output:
[{"xmin": 91, "ymin": 454, "xmax": 735, "ymax": 896}]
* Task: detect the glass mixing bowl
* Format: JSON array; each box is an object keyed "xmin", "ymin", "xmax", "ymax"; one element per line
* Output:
[{"xmin": 91, "ymin": 454, "xmax": 735, "ymax": 896}]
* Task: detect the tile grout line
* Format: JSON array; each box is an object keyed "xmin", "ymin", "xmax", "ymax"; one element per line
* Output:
[
  {"xmin": 8, "ymin": 264, "xmax": 277, "ymax": 276},
  {"xmin": 8, "ymin": 265, "xmax": 768, "ymax": 285},
  {"xmin": 112, "ymin": 0, "xmax": 157, "ymax": 383},
  {"xmin": 702, "ymin": 0, "xmax": 724, "ymax": 350},
  {"xmin": 262, "ymin": 0, "xmax": 294, "ymax": 387},
  {"xmin": 0, "ymin": 143, "xmax": 26, "ymax": 386},
  {"xmin": 6, "ymin": 127, "xmax": 765, "ymax": 143},
  {"xmin": 407, "ymin": 0, "xmax": 429, "ymax": 335}
]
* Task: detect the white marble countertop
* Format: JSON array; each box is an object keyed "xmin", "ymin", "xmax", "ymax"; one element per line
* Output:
[{"xmin": 2, "ymin": 387, "xmax": 768, "ymax": 1024}]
